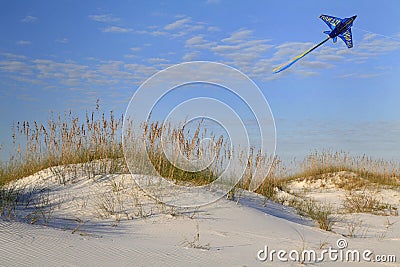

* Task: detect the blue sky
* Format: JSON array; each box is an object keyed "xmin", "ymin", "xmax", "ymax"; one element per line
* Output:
[{"xmin": 1, "ymin": 0, "xmax": 400, "ymax": 162}]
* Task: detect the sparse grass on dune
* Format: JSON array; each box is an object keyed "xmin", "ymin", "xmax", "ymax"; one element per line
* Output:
[
  {"xmin": 343, "ymin": 189, "xmax": 398, "ymax": 216},
  {"xmin": 290, "ymin": 198, "xmax": 336, "ymax": 231},
  {"xmin": 134, "ymin": 121, "xmax": 221, "ymax": 186},
  {"xmin": 286, "ymin": 150, "xmax": 400, "ymax": 187},
  {"xmin": 1, "ymin": 105, "xmax": 400, "ymax": 230},
  {"xmin": 1, "ymin": 106, "xmax": 399, "ymax": 189},
  {"xmin": 1, "ymin": 107, "xmax": 124, "ymax": 187},
  {"xmin": 0, "ymin": 105, "xmax": 224, "ymax": 188}
]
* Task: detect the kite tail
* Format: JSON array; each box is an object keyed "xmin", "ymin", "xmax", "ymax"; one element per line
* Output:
[{"xmin": 273, "ymin": 37, "xmax": 330, "ymax": 74}]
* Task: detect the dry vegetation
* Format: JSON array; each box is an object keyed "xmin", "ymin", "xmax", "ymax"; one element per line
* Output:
[
  {"xmin": 1, "ymin": 105, "xmax": 399, "ymax": 230},
  {"xmin": 288, "ymin": 151, "xmax": 400, "ymax": 187},
  {"xmin": 343, "ymin": 189, "xmax": 398, "ymax": 216},
  {"xmin": 1, "ymin": 104, "xmax": 124, "ymax": 187}
]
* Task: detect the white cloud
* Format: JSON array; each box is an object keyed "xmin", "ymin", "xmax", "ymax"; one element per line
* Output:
[
  {"xmin": 164, "ymin": 17, "xmax": 191, "ymax": 30},
  {"xmin": 127, "ymin": 21, "xmax": 400, "ymax": 79},
  {"xmin": 272, "ymin": 42, "xmax": 313, "ymax": 61},
  {"xmin": 149, "ymin": 30, "xmax": 167, "ymax": 36},
  {"xmin": 124, "ymin": 54, "xmax": 137, "ymax": 59},
  {"xmin": 123, "ymin": 63, "xmax": 158, "ymax": 77},
  {"xmin": 186, "ymin": 36, "xmax": 205, "ymax": 46},
  {"xmin": 0, "ymin": 60, "xmax": 32, "ymax": 75},
  {"xmin": 266, "ymin": 31, "xmax": 400, "ymax": 77},
  {"xmin": 185, "ymin": 35, "xmax": 216, "ymax": 49},
  {"xmin": 5, "ymin": 19, "xmax": 400, "ymax": 102},
  {"xmin": 363, "ymin": 33, "xmax": 378, "ymax": 41},
  {"xmin": 135, "ymin": 16, "xmax": 211, "ymax": 39},
  {"xmin": 135, "ymin": 29, "xmax": 167, "ymax": 36},
  {"xmin": 0, "ymin": 53, "xmax": 163, "ymax": 108},
  {"xmin": 183, "ymin": 51, "xmax": 200, "ymax": 61},
  {"xmin": 33, "ymin": 59, "xmax": 90, "ymax": 83},
  {"xmin": 210, "ymin": 35, "xmax": 273, "ymax": 72},
  {"xmin": 55, "ymin": 38, "xmax": 68, "ymax": 44},
  {"xmin": 221, "ymin": 29, "xmax": 253, "ymax": 43},
  {"xmin": 293, "ymin": 69, "xmax": 319, "ymax": 77},
  {"xmin": 187, "ymin": 24, "xmax": 204, "ymax": 31},
  {"xmin": 179, "ymin": 28, "xmax": 274, "ymax": 78},
  {"xmin": 316, "ymin": 54, "xmax": 344, "ymax": 62},
  {"xmin": 1, "ymin": 53, "xmax": 27, "ymax": 60},
  {"xmin": 89, "ymin": 14, "xmax": 120, "ymax": 22},
  {"xmin": 299, "ymin": 60, "xmax": 333, "ymax": 69},
  {"xmin": 337, "ymin": 73, "xmax": 356, "ymax": 79},
  {"xmin": 211, "ymin": 44, "xmax": 240, "ymax": 52},
  {"xmin": 207, "ymin": 26, "xmax": 220, "ymax": 32},
  {"xmin": 357, "ymin": 35, "xmax": 400, "ymax": 54},
  {"xmin": 337, "ymin": 72, "xmax": 382, "ymax": 79},
  {"xmin": 16, "ymin": 40, "xmax": 31, "ymax": 45},
  {"xmin": 146, "ymin": 58, "xmax": 169, "ymax": 64},
  {"xmin": 103, "ymin": 26, "xmax": 133, "ymax": 33},
  {"xmin": 21, "ymin": 15, "xmax": 37, "ymax": 23}
]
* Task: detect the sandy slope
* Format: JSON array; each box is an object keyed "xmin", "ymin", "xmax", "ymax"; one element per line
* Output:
[{"xmin": 0, "ymin": 168, "xmax": 399, "ymax": 266}]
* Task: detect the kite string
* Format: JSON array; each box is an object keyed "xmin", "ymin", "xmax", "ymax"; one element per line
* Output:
[{"xmin": 353, "ymin": 26, "xmax": 400, "ymax": 42}]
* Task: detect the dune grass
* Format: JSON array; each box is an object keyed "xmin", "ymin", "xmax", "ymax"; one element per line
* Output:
[
  {"xmin": 1, "ymin": 106, "xmax": 399, "ymax": 189},
  {"xmin": 1, "ymin": 105, "xmax": 399, "ymax": 228},
  {"xmin": 130, "ymin": 120, "xmax": 221, "ymax": 186},
  {"xmin": 286, "ymin": 150, "xmax": 400, "ymax": 187},
  {"xmin": 0, "ymin": 106, "xmax": 223, "ymax": 188},
  {"xmin": 1, "ymin": 106, "xmax": 124, "ymax": 187}
]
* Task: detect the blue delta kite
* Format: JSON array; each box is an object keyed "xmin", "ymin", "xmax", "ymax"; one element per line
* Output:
[{"xmin": 273, "ymin": 14, "xmax": 357, "ymax": 74}]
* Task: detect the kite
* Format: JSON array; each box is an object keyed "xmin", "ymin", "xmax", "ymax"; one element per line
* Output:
[{"xmin": 273, "ymin": 14, "xmax": 357, "ymax": 74}]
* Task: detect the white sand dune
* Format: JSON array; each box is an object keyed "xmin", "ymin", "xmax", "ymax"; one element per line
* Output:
[{"xmin": 1, "ymin": 168, "xmax": 399, "ymax": 266}]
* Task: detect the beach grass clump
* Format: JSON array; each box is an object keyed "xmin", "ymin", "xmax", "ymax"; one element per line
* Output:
[
  {"xmin": 2, "ymin": 103, "xmax": 399, "ymax": 191},
  {"xmin": 122, "ymin": 119, "xmax": 228, "ymax": 187},
  {"xmin": 288, "ymin": 150, "xmax": 400, "ymax": 187},
  {"xmin": 0, "ymin": 185, "xmax": 20, "ymax": 218},
  {"xmin": 0, "ymin": 105, "xmax": 226, "ymax": 188},
  {"xmin": 1, "ymin": 104, "xmax": 124, "ymax": 186},
  {"xmin": 288, "ymin": 197, "xmax": 336, "ymax": 231},
  {"xmin": 137, "ymin": 120, "xmax": 222, "ymax": 186},
  {"xmin": 343, "ymin": 189, "xmax": 398, "ymax": 216},
  {"xmin": 1, "ymin": 103, "xmax": 399, "ymax": 229}
]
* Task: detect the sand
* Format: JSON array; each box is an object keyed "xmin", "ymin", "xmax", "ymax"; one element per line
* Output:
[{"xmin": 0, "ymin": 167, "xmax": 399, "ymax": 266}]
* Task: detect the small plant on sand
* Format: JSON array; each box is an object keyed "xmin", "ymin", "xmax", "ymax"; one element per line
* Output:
[
  {"xmin": 25, "ymin": 188, "xmax": 54, "ymax": 225},
  {"xmin": 343, "ymin": 189, "xmax": 397, "ymax": 216},
  {"xmin": 289, "ymin": 198, "xmax": 336, "ymax": 231},
  {"xmin": 95, "ymin": 191, "xmax": 124, "ymax": 224},
  {"xmin": 0, "ymin": 185, "xmax": 20, "ymax": 218},
  {"xmin": 133, "ymin": 203, "xmax": 153, "ymax": 219},
  {"xmin": 225, "ymin": 185, "xmax": 244, "ymax": 204},
  {"xmin": 256, "ymin": 176, "xmax": 283, "ymax": 200},
  {"xmin": 181, "ymin": 222, "xmax": 210, "ymax": 250},
  {"xmin": 344, "ymin": 217, "xmax": 364, "ymax": 238}
]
